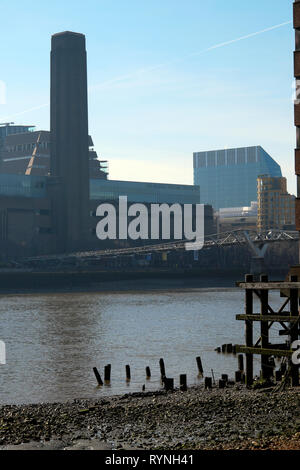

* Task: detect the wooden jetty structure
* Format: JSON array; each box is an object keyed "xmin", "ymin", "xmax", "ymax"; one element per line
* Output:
[{"xmin": 235, "ymin": 274, "xmax": 300, "ymax": 387}]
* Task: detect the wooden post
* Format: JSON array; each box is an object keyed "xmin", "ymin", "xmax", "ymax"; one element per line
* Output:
[
  {"xmin": 222, "ymin": 344, "xmax": 226, "ymax": 353},
  {"xmin": 219, "ymin": 379, "xmax": 226, "ymax": 389},
  {"xmin": 235, "ymin": 370, "xmax": 242, "ymax": 382},
  {"xmin": 164, "ymin": 378, "xmax": 174, "ymax": 391},
  {"xmin": 104, "ymin": 364, "xmax": 111, "ymax": 382},
  {"xmin": 159, "ymin": 358, "xmax": 166, "ymax": 379},
  {"xmin": 93, "ymin": 367, "xmax": 103, "ymax": 386},
  {"xmin": 238, "ymin": 354, "xmax": 244, "ymax": 372},
  {"xmin": 221, "ymin": 374, "xmax": 228, "ymax": 383},
  {"xmin": 180, "ymin": 374, "xmax": 187, "ymax": 391},
  {"xmin": 260, "ymin": 274, "xmax": 270, "ymax": 380},
  {"xmin": 245, "ymin": 274, "xmax": 254, "ymax": 387},
  {"xmin": 146, "ymin": 366, "xmax": 151, "ymax": 379},
  {"xmin": 226, "ymin": 344, "xmax": 233, "ymax": 353},
  {"xmin": 204, "ymin": 377, "xmax": 212, "ymax": 389},
  {"xmin": 126, "ymin": 365, "xmax": 131, "ymax": 381},
  {"xmin": 196, "ymin": 356, "xmax": 203, "ymax": 375},
  {"xmin": 290, "ymin": 275, "xmax": 299, "ymax": 386}
]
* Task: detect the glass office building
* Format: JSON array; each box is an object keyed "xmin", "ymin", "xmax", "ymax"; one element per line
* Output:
[
  {"xmin": 0, "ymin": 174, "xmax": 200, "ymax": 205},
  {"xmin": 90, "ymin": 179, "xmax": 200, "ymax": 204},
  {"xmin": 193, "ymin": 146, "xmax": 282, "ymax": 210}
]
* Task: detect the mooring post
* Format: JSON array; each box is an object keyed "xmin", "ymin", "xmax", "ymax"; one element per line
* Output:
[
  {"xmin": 204, "ymin": 377, "xmax": 212, "ymax": 389},
  {"xmin": 104, "ymin": 364, "xmax": 111, "ymax": 382},
  {"xmin": 238, "ymin": 354, "xmax": 244, "ymax": 372},
  {"xmin": 221, "ymin": 374, "xmax": 228, "ymax": 383},
  {"xmin": 260, "ymin": 274, "xmax": 270, "ymax": 380},
  {"xmin": 289, "ymin": 275, "xmax": 299, "ymax": 386},
  {"xmin": 159, "ymin": 358, "xmax": 166, "ymax": 379},
  {"xmin": 235, "ymin": 370, "xmax": 242, "ymax": 382},
  {"xmin": 146, "ymin": 366, "xmax": 151, "ymax": 379},
  {"xmin": 196, "ymin": 356, "xmax": 203, "ymax": 375},
  {"xmin": 245, "ymin": 274, "xmax": 254, "ymax": 387},
  {"xmin": 93, "ymin": 367, "xmax": 103, "ymax": 386},
  {"xmin": 164, "ymin": 378, "xmax": 174, "ymax": 391},
  {"xmin": 180, "ymin": 374, "xmax": 187, "ymax": 391},
  {"xmin": 126, "ymin": 365, "xmax": 131, "ymax": 381}
]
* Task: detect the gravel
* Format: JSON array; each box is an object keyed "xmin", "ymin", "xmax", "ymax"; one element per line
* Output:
[{"xmin": 0, "ymin": 384, "xmax": 300, "ymax": 450}]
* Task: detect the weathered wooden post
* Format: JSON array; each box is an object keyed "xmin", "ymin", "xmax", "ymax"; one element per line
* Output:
[
  {"xmin": 235, "ymin": 370, "xmax": 242, "ymax": 382},
  {"xmin": 238, "ymin": 354, "xmax": 244, "ymax": 372},
  {"xmin": 159, "ymin": 358, "xmax": 166, "ymax": 379},
  {"xmin": 126, "ymin": 365, "xmax": 131, "ymax": 381},
  {"xmin": 219, "ymin": 379, "xmax": 226, "ymax": 389},
  {"xmin": 289, "ymin": 275, "xmax": 299, "ymax": 386},
  {"xmin": 204, "ymin": 377, "xmax": 212, "ymax": 389},
  {"xmin": 104, "ymin": 364, "xmax": 111, "ymax": 382},
  {"xmin": 245, "ymin": 274, "xmax": 254, "ymax": 387},
  {"xmin": 93, "ymin": 367, "xmax": 103, "ymax": 386},
  {"xmin": 146, "ymin": 366, "xmax": 151, "ymax": 379},
  {"xmin": 164, "ymin": 378, "xmax": 174, "ymax": 391},
  {"xmin": 260, "ymin": 274, "xmax": 270, "ymax": 380},
  {"xmin": 180, "ymin": 374, "xmax": 187, "ymax": 391},
  {"xmin": 196, "ymin": 356, "xmax": 203, "ymax": 375},
  {"xmin": 221, "ymin": 374, "xmax": 228, "ymax": 383}
]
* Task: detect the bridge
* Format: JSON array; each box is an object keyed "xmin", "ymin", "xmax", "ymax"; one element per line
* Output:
[{"xmin": 25, "ymin": 229, "xmax": 299, "ymax": 263}]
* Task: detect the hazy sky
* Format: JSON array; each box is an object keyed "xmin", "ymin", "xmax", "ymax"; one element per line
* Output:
[{"xmin": 0, "ymin": 0, "xmax": 296, "ymax": 193}]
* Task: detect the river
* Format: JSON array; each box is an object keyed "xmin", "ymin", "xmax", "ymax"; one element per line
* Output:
[{"xmin": 0, "ymin": 287, "xmax": 282, "ymax": 404}]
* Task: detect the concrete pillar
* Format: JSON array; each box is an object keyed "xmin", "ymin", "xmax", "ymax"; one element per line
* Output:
[{"xmin": 50, "ymin": 31, "xmax": 89, "ymax": 253}]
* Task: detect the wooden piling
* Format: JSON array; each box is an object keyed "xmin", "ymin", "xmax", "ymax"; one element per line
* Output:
[
  {"xmin": 164, "ymin": 378, "xmax": 174, "ymax": 391},
  {"xmin": 146, "ymin": 366, "xmax": 151, "ymax": 379},
  {"xmin": 245, "ymin": 274, "xmax": 254, "ymax": 387},
  {"xmin": 159, "ymin": 358, "xmax": 166, "ymax": 379},
  {"xmin": 222, "ymin": 344, "xmax": 226, "ymax": 353},
  {"xmin": 238, "ymin": 354, "xmax": 244, "ymax": 372},
  {"xmin": 104, "ymin": 364, "xmax": 111, "ymax": 382},
  {"xmin": 126, "ymin": 365, "xmax": 131, "ymax": 381},
  {"xmin": 221, "ymin": 374, "xmax": 228, "ymax": 383},
  {"xmin": 219, "ymin": 379, "xmax": 226, "ymax": 389},
  {"xmin": 226, "ymin": 344, "xmax": 233, "ymax": 354},
  {"xmin": 204, "ymin": 377, "xmax": 212, "ymax": 389},
  {"xmin": 196, "ymin": 356, "xmax": 203, "ymax": 375},
  {"xmin": 93, "ymin": 367, "xmax": 103, "ymax": 386},
  {"xmin": 180, "ymin": 374, "xmax": 187, "ymax": 391},
  {"xmin": 260, "ymin": 274, "xmax": 270, "ymax": 380},
  {"xmin": 235, "ymin": 370, "xmax": 242, "ymax": 382},
  {"xmin": 290, "ymin": 275, "xmax": 299, "ymax": 386}
]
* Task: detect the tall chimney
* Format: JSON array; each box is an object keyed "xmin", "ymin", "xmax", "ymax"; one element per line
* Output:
[{"xmin": 50, "ymin": 31, "xmax": 89, "ymax": 253}]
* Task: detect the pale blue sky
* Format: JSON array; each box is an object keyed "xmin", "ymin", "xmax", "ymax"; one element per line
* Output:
[{"xmin": 0, "ymin": 0, "xmax": 296, "ymax": 192}]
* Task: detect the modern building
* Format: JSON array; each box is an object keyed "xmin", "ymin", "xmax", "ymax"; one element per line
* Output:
[
  {"xmin": 1, "ymin": 129, "xmax": 108, "ymax": 178},
  {"xmin": 193, "ymin": 146, "xmax": 282, "ymax": 210},
  {"xmin": 0, "ymin": 123, "xmax": 35, "ymax": 168},
  {"xmin": 0, "ymin": 31, "xmax": 201, "ymax": 258},
  {"xmin": 216, "ymin": 201, "xmax": 258, "ymax": 233},
  {"xmin": 257, "ymin": 176, "xmax": 295, "ymax": 231}
]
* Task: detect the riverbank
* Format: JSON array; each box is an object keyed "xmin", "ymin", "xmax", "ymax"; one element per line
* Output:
[
  {"xmin": 0, "ymin": 385, "xmax": 299, "ymax": 450},
  {"xmin": 0, "ymin": 267, "xmax": 288, "ymax": 295}
]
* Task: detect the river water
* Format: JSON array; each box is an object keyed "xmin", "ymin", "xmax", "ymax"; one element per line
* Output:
[{"xmin": 0, "ymin": 288, "xmax": 282, "ymax": 404}]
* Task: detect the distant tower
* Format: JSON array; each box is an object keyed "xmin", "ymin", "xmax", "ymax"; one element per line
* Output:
[
  {"xmin": 50, "ymin": 31, "xmax": 89, "ymax": 253},
  {"xmin": 294, "ymin": 1, "xmax": 300, "ymax": 257}
]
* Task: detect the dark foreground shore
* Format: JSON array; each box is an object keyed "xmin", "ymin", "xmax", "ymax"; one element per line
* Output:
[{"xmin": 0, "ymin": 385, "xmax": 300, "ymax": 451}]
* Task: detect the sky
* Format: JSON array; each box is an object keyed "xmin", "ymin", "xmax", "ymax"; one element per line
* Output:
[{"xmin": 0, "ymin": 0, "xmax": 296, "ymax": 193}]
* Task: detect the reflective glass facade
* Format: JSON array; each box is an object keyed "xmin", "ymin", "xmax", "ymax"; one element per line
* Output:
[
  {"xmin": 193, "ymin": 146, "xmax": 282, "ymax": 210},
  {"xmin": 90, "ymin": 179, "xmax": 200, "ymax": 204},
  {"xmin": 0, "ymin": 174, "xmax": 200, "ymax": 204},
  {"xmin": 0, "ymin": 174, "xmax": 47, "ymax": 198}
]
